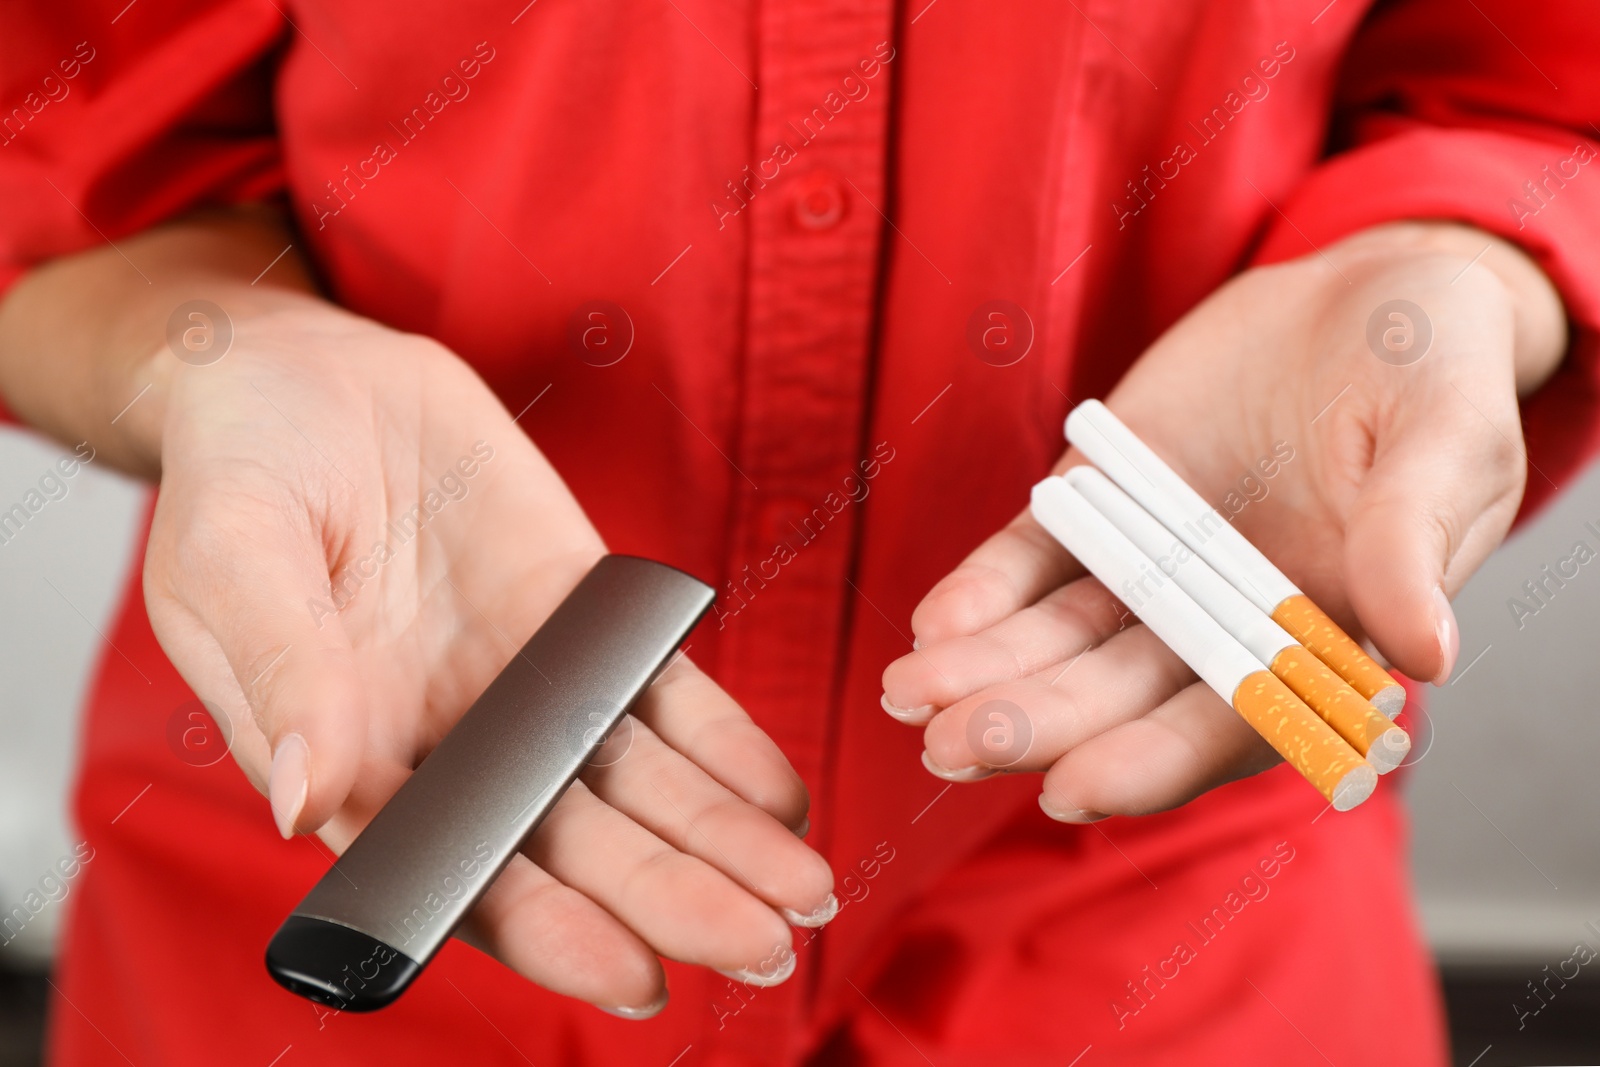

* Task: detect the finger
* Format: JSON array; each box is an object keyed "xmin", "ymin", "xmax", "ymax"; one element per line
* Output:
[
  {"xmin": 1036, "ymin": 682, "xmax": 1280, "ymax": 820},
  {"xmin": 920, "ymin": 621, "xmax": 1194, "ymax": 777},
  {"xmin": 310, "ymin": 747, "xmax": 678, "ymax": 1015},
  {"xmin": 1342, "ymin": 363, "xmax": 1525, "ymax": 685},
  {"xmin": 883, "ymin": 575, "xmax": 1132, "ymax": 719},
  {"xmin": 461, "ymin": 853, "xmax": 668, "ymax": 1016},
  {"xmin": 909, "ymin": 509, "xmax": 1084, "ymax": 646},
  {"xmin": 631, "ymin": 656, "xmax": 810, "ymax": 832},
  {"xmin": 579, "ymin": 716, "xmax": 835, "ymax": 924},
  {"xmin": 149, "ymin": 501, "xmax": 370, "ymax": 839},
  {"xmin": 523, "ymin": 781, "xmax": 796, "ymax": 983}
]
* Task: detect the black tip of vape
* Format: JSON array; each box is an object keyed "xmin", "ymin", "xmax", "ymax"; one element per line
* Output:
[{"xmin": 265, "ymin": 916, "xmax": 421, "ymax": 1012}]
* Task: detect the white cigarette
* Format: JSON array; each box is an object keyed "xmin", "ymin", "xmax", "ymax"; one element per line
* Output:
[
  {"xmin": 1064, "ymin": 400, "xmax": 1406, "ymax": 716},
  {"xmin": 1065, "ymin": 466, "xmax": 1409, "ymax": 773},
  {"xmin": 1064, "ymin": 466, "xmax": 1290, "ymax": 665},
  {"xmin": 1030, "ymin": 476, "xmax": 1376, "ymax": 810}
]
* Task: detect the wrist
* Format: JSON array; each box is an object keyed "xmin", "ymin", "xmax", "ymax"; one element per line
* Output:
[
  {"xmin": 0, "ymin": 204, "xmax": 320, "ymax": 480},
  {"xmin": 125, "ymin": 285, "xmax": 340, "ymax": 478},
  {"xmin": 1328, "ymin": 221, "xmax": 1567, "ymax": 395}
]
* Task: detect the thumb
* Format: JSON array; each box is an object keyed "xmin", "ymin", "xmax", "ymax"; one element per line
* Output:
[
  {"xmin": 1341, "ymin": 378, "xmax": 1526, "ymax": 686},
  {"xmin": 177, "ymin": 518, "xmax": 372, "ymax": 839}
]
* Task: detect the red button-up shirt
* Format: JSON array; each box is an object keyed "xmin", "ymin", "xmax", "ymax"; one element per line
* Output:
[{"xmin": 4, "ymin": 1, "xmax": 1600, "ymax": 1064}]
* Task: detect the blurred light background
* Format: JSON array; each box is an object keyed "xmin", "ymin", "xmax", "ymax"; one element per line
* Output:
[{"xmin": 1, "ymin": 423, "xmax": 1597, "ymax": 1065}]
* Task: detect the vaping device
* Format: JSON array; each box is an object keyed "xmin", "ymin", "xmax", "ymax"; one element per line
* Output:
[{"xmin": 265, "ymin": 555, "xmax": 714, "ymax": 1010}]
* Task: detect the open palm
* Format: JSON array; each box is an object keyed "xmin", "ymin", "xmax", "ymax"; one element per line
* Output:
[
  {"xmin": 143, "ymin": 300, "xmax": 833, "ymax": 1014},
  {"xmin": 883, "ymin": 223, "xmax": 1563, "ymax": 820}
]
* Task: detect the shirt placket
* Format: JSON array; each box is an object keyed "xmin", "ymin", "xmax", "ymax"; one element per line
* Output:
[{"xmin": 703, "ymin": 1, "xmax": 895, "ymax": 1062}]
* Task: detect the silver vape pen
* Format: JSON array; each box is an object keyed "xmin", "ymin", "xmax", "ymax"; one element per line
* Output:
[{"xmin": 265, "ymin": 555, "xmax": 713, "ymax": 1010}]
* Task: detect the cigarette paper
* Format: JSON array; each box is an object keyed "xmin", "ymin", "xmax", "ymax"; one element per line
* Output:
[
  {"xmin": 1064, "ymin": 399, "xmax": 1406, "ymax": 716},
  {"xmin": 1064, "ymin": 467, "xmax": 1409, "ymax": 773},
  {"xmin": 1031, "ymin": 476, "xmax": 1376, "ymax": 810}
]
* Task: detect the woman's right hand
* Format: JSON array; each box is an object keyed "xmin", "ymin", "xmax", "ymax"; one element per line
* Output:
[{"xmin": 135, "ymin": 292, "xmax": 833, "ymax": 1016}]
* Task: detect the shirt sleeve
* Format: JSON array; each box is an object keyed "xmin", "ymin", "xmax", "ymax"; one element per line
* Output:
[
  {"xmin": 0, "ymin": 0, "xmax": 285, "ymax": 424},
  {"xmin": 1250, "ymin": 0, "xmax": 1600, "ymax": 519}
]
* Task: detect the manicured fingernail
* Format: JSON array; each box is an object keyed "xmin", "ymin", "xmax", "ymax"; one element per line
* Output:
[
  {"xmin": 781, "ymin": 893, "xmax": 839, "ymax": 929},
  {"xmin": 1431, "ymin": 586, "xmax": 1459, "ymax": 686},
  {"xmin": 269, "ymin": 733, "xmax": 309, "ymax": 839},
  {"xmin": 880, "ymin": 693, "xmax": 935, "ymax": 725},
  {"xmin": 920, "ymin": 750, "xmax": 995, "ymax": 782},
  {"xmin": 912, "ymin": 637, "xmax": 922, "ymax": 651},
  {"xmin": 599, "ymin": 987, "xmax": 669, "ymax": 1020},
  {"xmin": 1038, "ymin": 793, "xmax": 1108, "ymax": 824},
  {"xmin": 718, "ymin": 951, "xmax": 797, "ymax": 988},
  {"xmin": 793, "ymin": 816, "xmax": 810, "ymax": 839}
]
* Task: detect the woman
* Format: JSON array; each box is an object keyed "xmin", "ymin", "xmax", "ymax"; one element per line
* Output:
[{"xmin": 1, "ymin": 0, "xmax": 1595, "ymax": 1063}]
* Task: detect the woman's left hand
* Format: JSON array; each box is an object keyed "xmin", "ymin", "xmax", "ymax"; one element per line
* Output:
[{"xmin": 881, "ymin": 221, "xmax": 1566, "ymax": 820}]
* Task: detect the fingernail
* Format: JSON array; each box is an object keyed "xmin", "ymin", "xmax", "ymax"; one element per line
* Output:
[
  {"xmin": 718, "ymin": 951, "xmax": 797, "ymax": 988},
  {"xmin": 880, "ymin": 693, "xmax": 935, "ymax": 725},
  {"xmin": 269, "ymin": 733, "xmax": 309, "ymax": 839},
  {"xmin": 920, "ymin": 750, "xmax": 995, "ymax": 782},
  {"xmin": 1038, "ymin": 793, "xmax": 1108, "ymax": 824},
  {"xmin": 781, "ymin": 893, "xmax": 839, "ymax": 929},
  {"xmin": 599, "ymin": 987, "xmax": 669, "ymax": 1020},
  {"xmin": 1431, "ymin": 586, "xmax": 1459, "ymax": 686},
  {"xmin": 792, "ymin": 816, "xmax": 810, "ymax": 839},
  {"xmin": 912, "ymin": 637, "xmax": 922, "ymax": 651}
]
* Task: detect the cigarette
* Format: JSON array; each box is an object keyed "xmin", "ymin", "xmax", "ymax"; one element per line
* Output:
[
  {"xmin": 1064, "ymin": 467, "xmax": 1410, "ymax": 774},
  {"xmin": 1064, "ymin": 400, "xmax": 1406, "ymax": 717},
  {"xmin": 1030, "ymin": 476, "xmax": 1377, "ymax": 811}
]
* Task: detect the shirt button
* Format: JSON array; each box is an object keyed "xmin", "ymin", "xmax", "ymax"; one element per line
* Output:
[{"xmin": 792, "ymin": 172, "xmax": 847, "ymax": 230}]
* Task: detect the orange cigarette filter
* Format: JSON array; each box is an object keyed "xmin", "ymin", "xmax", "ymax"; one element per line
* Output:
[
  {"xmin": 1061, "ymin": 467, "xmax": 1410, "ymax": 773},
  {"xmin": 1268, "ymin": 645, "xmax": 1410, "ymax": 773},
  {"xmin": 1034, "ymin": 476, "xmax": 1378, "ymax": 811},
  {"xmin": 1065, "ymin": 403, "xmax": 1408, "ymax": 719},
  {"xmin": 1271, "ymin": 594, "xmax": 1406, "ymax": 717},
  {"xmin": 1232, "ymin": 670, "xmax": 1377, "ymax": 811}
]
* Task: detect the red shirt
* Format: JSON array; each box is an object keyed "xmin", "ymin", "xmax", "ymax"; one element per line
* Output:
[{"xmin": 4, "ymin": 1, "xmax": 1600, "ymax": 1064}]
